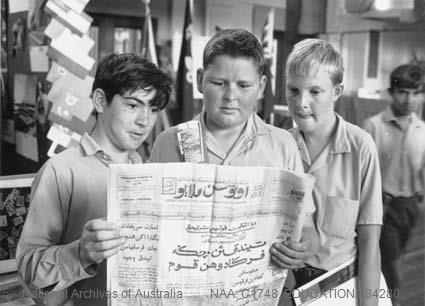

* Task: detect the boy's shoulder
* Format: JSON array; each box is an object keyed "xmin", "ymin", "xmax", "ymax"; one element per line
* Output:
[
  {"xmin": 343, "ymin": 119, "xmax": 376, "ymax": 153},
  {"xmin": 262, "ymin": 123, "xmax": 300, "ymax": 156},
  {"xmin": 363, "ymin": 109, "xmax": 387, "ymax": 126},
  {"xmin": 45, "ymin": 145, "xmax": 83, "ymax": 167},
  {"xmin": 252, "ymin": 115, "xmax": 298, "ymax": 148}
]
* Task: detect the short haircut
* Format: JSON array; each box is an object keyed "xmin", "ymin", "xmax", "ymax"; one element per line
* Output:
[
  {"xmin": 286, "ymin": 38, "xmax": 344, "ymax": 85},
  {"xmin": 389, "ymin": 64, "xmax": 425, "ymax": 91},
  {"xmin": 92, "ymin": 53, "xmax": 173, "ymax": 109},
  {"xmin": 202, "ymin": 28, "xmax": 266, "ymax": 75}
]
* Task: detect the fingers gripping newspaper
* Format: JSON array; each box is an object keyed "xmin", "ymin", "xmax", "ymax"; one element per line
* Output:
[{"xmin": 107, "ymin": 163, "xmax": 315, "ymax": 306}]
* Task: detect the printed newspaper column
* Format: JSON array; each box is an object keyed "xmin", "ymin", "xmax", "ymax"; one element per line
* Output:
[{"xmin": 107, "ymin": 163, "xmax": 315, "ymax": 306}]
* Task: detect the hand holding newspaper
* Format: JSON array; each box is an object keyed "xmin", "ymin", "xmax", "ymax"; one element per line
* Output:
[{"xmin": 107, "ymin": 163, "xmax": 315, "ymax": 306}]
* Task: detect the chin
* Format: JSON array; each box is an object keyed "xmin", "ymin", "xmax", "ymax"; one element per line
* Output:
[
  {"xmin": 123, "ymin": 140, "xmax": 145, "ymax": 151},
  {"xmin": 293, "ymin": 119, "xmax": 313, "ymax": 132}
]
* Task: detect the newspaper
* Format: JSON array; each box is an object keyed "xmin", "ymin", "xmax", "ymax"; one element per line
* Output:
[{"xmin": 107, "ymin": 163, "xmax": 315, "ymax": 306}]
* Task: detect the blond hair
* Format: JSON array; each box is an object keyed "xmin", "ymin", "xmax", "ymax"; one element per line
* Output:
[{"xmin": 286, "ymin": 38, "xmax": 344, "ymax": 85}]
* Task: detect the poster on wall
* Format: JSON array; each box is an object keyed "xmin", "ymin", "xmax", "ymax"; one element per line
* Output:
[
  {"xmin": 13, "ymin": 73, "xmax": 39, "ymax": 162},
  {"xmin": 0, "ymin": 175, "xmax": 35, "ymax": 306}
]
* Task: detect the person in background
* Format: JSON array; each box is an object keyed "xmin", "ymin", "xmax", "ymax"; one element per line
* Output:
[
  {"xmin": 16, "ymin": 53, "xmax": 173, "ymax": 306},
  {"xmin": 273, "ymin": 38, "xmax": 383, "ymax": 306},
  {"xmin": 150, "ymin": 28, "xmax": 318, "ymax": 302},
  {"xmin": 363, "ymin": 63, "xmax": 425, "ymax": 306}
]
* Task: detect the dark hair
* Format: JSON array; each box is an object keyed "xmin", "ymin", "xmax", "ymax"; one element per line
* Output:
[
  {"xmin": 202, "ymin": 28, "xmax": 266, "ymax": 75},
  {"xmin": 92, "ymin": 53, "xmax": 173, "ymax": 109},
  {"xmin": 389, "ymin": 64, "xmax": 425, "ymax": 91}
]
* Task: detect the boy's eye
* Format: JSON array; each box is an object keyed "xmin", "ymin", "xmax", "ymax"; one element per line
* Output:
[
  {"xmin": 239, "ymin": 84, "xmax": 252, "ymax": 89},
  {"xmin": 127, "ymin": 103, "xmax": 138, "ymax": 110},
  {"xmin": 310, "ymin": 90, "xmax": 321, "ymax": 95},
  {"xmin": 288, "ymin": 88, "xmax": 299, "ymax": 95},
  {"xmin": 211, "ymin": 81, "xmax": 223, "ymax": 86},
  {"xmin": 151, "ymin": 107, "xmax": 159, "ymax": 113}
]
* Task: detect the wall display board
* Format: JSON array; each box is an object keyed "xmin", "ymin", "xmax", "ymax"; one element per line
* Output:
[{"xmin": 0, "ymin": 174, "xmax": 35, "ymax": 306}]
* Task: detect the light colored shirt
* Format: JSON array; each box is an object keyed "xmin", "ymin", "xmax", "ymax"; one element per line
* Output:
[
  {"xmin": 16, "ymin": 133, "xmax": 142, "ymax": 306},
  {"xmin": 150, "ymin": 112, "xmax": 315, "ymax": 215},
  {"xmin": 291, "ymin": 113, "xmax": 383, "ymax": 270},
  {"xmin": 363, "ymin": 106, "xmax": 425, "ymax": 197},
  {"xmin": 150, "ymin": 112, "xmax": 303, "ymax": 169}
]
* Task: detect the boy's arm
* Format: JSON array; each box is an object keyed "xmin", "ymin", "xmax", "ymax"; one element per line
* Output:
[
  {"xmin": 357, "ymin": 224, "xmax": 381, "ymax": 306},
  {"xmin": 16, "ymin": 162, "xmax": 96, "ymax": 291}
]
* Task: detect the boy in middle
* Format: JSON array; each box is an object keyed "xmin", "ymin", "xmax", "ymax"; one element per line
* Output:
[{"xmin": 150, "ymin": 28, "xmax": 318, "ymax": 277}]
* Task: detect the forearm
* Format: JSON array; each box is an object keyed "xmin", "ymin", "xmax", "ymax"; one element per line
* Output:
[
  {"xmin": 357, "ymin": 225, "xmax": 381, "ymax": 306},
  {"xmin": 16, "ymin": 239, "xmax": 95, "ymax": 291}
]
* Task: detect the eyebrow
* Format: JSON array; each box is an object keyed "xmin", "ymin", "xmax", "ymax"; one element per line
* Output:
[{"xmin": 122, "ymin": 96, "xmax": 148, "ymax": 105}]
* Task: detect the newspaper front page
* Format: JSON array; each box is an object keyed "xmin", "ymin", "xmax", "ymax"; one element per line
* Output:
[{"xmin": 107, "ymin": 163, "xmax": 315, "ymax": 306}]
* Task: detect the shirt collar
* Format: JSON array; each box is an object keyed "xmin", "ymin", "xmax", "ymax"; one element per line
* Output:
[
  {"xmin": 80, "ymin": 133, "xmax": 142, "ymax": 164},
  {"xmin": 199, "ymin": 111, "xmax": 270, "ymax": 141},
  {"xmin": 382, "ymin": 106, "xmax": 400, "ymax": 122},
  {"xmin": 330, "ymin": 113, "xmax": 351, "ymax": 154}
]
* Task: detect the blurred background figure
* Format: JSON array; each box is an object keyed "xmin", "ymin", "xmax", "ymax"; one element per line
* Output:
[{"xmin": 363, "ymin": 63, "xmax": 425, "ymax": 306}]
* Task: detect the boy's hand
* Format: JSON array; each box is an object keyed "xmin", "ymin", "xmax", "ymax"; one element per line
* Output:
[
  {"xmin": 270, "ymin": 238, "xmax": 314, "ymax": 269},
  {"xmin": 79, "ymin": 219, "xmax": 124, "ymax": 268}
]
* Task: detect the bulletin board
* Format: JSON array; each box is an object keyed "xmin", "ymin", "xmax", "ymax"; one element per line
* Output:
[{"xmin": 0, "ymin": 174, "xmax": 35, "ymax": 274}]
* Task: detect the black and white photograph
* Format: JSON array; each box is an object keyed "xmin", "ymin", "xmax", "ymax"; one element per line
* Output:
[{"xmin": 0, "ymin": 0, "xmax": 424, "ymax": 306}]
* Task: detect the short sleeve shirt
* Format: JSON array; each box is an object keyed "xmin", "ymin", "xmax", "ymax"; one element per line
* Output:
[
  {"xmin": 291, "ymin": 114, "xmax": 383, "ymax": 270},
  {"xmin": 150, "ymin": 112, "xmax": 314, "ymax": 215},
  {"xmin": 363, "ymin": 107, "xmax": 425, "ymax": 197}
]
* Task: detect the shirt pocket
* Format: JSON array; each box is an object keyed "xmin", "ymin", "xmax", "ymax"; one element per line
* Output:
[{"xmin": 322, "ymin": 196, "xmax": 360, "ymax": 239}]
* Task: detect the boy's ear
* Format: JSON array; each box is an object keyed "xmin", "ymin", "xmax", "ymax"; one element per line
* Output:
[
  {"xmin": 256, "ymin": 74, "xmax": 267, "ymax": 100},
  {"xmin": 196, "ymin": 68, "xmax": 204, "ymax": 94},
  {"xmin": 333, "ymin": 83, "xmax": 344, "ymax": 102},
  {"xmin": 92, "ymin": 88, "xmax": 107, "ymax": 114}
]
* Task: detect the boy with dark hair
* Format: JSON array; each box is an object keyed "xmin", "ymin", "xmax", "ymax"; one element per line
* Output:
[
  {"xmin": 363, "ymin": 63, "xmax": 425, "ymax": 306},
  {"xmin": 16, "ymin": 53, "xmax": 173, "ymax": 306}
]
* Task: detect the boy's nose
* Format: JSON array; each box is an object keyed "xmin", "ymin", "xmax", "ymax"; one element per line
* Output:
[
  {"xmin": 224, "ymin": 84, "xmax": 237, "ymax": 102},
  {"xmin": 136, "ymin": 108, "xmax": 150, "ymax": 126},
  {"xmin": 298, "ymin": 93, "xmax": 310, "ymax": 109}
]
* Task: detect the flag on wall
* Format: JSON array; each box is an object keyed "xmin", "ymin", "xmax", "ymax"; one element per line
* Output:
[
  {"xmin": 141, "ymin": 0, "xmax": 158, "ymax": 65},
  {"xmin": 173, "ymin": 0, "xmax": 194, "ymax": 124},
  {"xmin": 139, "ymin": 0, "xmax": 170, "ymax": 160},
  {"xmin": 261, "ymin": 8, "xmax": 275, "ymax": 123}
]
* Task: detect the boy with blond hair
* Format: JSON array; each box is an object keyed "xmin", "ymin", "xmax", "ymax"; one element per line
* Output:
[{"xmin": 272, "ymin": 39, "xmax": 383, "ymax": 306}]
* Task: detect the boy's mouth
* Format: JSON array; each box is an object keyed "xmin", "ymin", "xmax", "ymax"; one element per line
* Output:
[{"xmin": 296, "ymin": 112, "xmax": 313, "ymax": 119}]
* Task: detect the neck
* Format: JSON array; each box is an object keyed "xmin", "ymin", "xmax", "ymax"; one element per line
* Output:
[
  {"xmin": 205, "ymin": 114, "xmax": 247, "ymax": 154},
  {"xmin": 303, "ymin": 113, "xmax": 337, "ymax": 149},
  {"xmin": 91, "ymin": 122, "xmax": 129, "ymax": 163}
]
